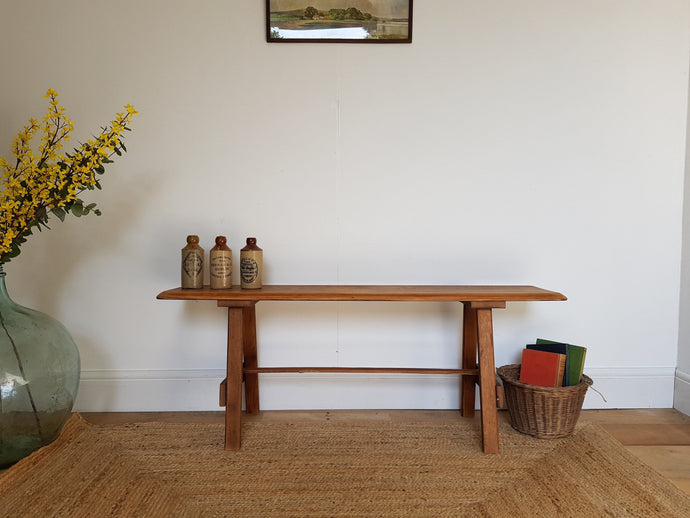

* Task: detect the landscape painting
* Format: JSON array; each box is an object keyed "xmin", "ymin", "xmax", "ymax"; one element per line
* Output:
[{"xmin": 266, "ymin": 1, "xmax": 412, "ymax": 43}]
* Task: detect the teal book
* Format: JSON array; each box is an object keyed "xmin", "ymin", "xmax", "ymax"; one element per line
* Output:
[{"xmin": 536, "ymin": 338, "xmax": 587, "ymax": 386}]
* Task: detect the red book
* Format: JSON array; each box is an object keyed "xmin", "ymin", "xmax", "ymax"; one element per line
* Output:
[{"xmin": 519, "ymin": 348, "xmax": 566, "ymax": 387}]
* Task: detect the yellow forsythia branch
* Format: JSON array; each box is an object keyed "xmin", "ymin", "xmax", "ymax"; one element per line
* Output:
[{"xmin": 0, "ymin": 89, "xmax": 137, "ymax": 264}]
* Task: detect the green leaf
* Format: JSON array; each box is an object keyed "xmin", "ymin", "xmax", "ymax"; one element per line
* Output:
[
  {"xmin": 81, "ymin": 202, "xmax": 96, "ymax": 216},
  {"xmin": 113, "ymin": 147, "xmax": 122, "ymax": 156},
  {"xmin": 51, "ymin": 207, "xmax": 67, "ymax": 222},
  {"xmin": 121, "ymin": 143, "xmax": 127, "ymax": 152},
  {"xmin": 35, "ymin": 207, "xmax": 47, "ymax": 223},
  {"xmin": 71, "ymin": 201, "xmax": 83, "ymax": 217}
]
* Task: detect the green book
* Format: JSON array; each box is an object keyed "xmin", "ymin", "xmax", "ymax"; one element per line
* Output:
[{"xmin": 536, "ymin": 338, "xmax": 587, "ymax": 386}]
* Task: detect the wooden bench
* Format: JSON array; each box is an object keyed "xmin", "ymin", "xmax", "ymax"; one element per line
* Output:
[{"xmin": 157, "ymin": 285, "xmax": 566, "ymax": 453}]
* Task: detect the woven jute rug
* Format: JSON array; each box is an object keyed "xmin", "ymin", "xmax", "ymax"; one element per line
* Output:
[{"xmin": 1, "ymin": 413, "xmax": 689, "ymax": 517}]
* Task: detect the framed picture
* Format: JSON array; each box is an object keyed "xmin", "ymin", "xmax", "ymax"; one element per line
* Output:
[{"xmin": 266, "ymin": 1, "xmax": 413, "ymax": 43}]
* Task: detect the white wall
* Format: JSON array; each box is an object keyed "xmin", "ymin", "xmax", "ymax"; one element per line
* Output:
[
  {"xmin": 1, "ymin": 1, "xmax": 688, "ymax": 411},
  {"xmin": 677, "ymin": 49, "xmax": 690, "ymax": 415}
]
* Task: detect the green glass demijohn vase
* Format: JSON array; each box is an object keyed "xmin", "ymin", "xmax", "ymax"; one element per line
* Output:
[{"xmin": 0, "ymin": 265, "xmax": 80, "ymax": 468}]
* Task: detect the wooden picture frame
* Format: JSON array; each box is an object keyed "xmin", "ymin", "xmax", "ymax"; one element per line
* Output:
[{"xmin": 266, "ymin": 1, "xmax": 413, "ymax": 43}]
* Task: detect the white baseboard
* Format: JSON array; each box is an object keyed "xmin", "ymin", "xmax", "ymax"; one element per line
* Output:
[
  {"xmin": 75, "ymin": 369, "xmax": 228, "ymax": 412},
  {"xmin": 674, "ymin": 369, "xmax": 690, "ymax": 415},
  {"xmin": 581, "ymin": 367, "xmax": 675, "ymax": 409},
  {"xmin": 74, "ymin": 366, "xmax": 677, "ymax": 412}
]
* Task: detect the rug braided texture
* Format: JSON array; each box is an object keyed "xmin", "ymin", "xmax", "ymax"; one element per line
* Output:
[{"xmin": 1, "ymin": 413, "xmax": 689, "ymax": 517}]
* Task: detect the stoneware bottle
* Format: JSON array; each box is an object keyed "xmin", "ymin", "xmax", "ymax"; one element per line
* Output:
[
  {"xmin": 240, "ymin": 237, "xmax": 263, "ymax": 289},
  {"xmin": 181, "ymin": 235, "xmax": 204, "ymax": 289},
  {"xmin": 210, "ymin": 235, "xmax": 233, "ymax": 289}
]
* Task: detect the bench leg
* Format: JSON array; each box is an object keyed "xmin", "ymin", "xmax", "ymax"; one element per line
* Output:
[
  {"xmin": 243, "ymin": 304, "xmax": 260, "ymax": 414},
  {"xmin": 461, "ymin": 304, "xmax": 478, "ymax": 417},
  {"xmin": 476, "ymin": 307, "xmax": 499, "ymax": 454},
  {"xmin": 225, "ymin": 307, "xmax": 244, "ymax": 450}
]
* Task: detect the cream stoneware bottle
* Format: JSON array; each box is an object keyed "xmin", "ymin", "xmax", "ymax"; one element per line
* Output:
[
  {"xmin": 210, "ymin": 235, "xmax": 232, "ymax": 289},
  {"xmin": 181, "ymin": 235, "xmax": 204, "ymax": 289},
  {"xmin": 240, "ymin": 237, "xmax": 263, "ymax": 289}
]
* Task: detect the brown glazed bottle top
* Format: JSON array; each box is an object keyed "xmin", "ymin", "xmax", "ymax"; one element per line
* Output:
[
  {"xmin": 212, "ymin": 236, "xmax": 230, "ymax": 251},
  {"xmin": 242, "ymin": 237, "xmax": 262, "ymax": 251},
  {"xmin": 187, "ymin": 235, "xmax": 200, "ymax": 245}
]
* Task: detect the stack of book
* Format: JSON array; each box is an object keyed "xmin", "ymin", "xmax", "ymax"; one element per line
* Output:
[{"xmin": 518, "ymin": 339, "xmax": 587, "ymax": 388}]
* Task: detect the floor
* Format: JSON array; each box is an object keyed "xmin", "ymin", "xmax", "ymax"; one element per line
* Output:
[
  {"xmin": 579, "ymin": 408, "xmax": 690, "ymax": 496},
  {"xmin": 80, "ymin": 408, "xmax": 690, "ymax": 497}
]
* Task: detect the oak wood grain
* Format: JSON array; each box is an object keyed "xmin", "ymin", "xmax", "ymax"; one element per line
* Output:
[{"xmin": 158, "ymin": 285, "xmax": 567, "ymax": 302}]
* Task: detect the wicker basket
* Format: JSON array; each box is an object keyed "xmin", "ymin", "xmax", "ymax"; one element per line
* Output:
[{"xmin": 497, "ymin": 364, "xmax": 593, "ymax": 439}]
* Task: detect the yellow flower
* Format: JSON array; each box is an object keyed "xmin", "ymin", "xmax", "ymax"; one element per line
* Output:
[{"xmin": 0, "ymin": 89, "xmax": 136, "ymax": 263}]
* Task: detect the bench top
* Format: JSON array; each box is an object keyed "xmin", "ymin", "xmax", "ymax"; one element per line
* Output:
[{"xmin": 157, "ymin": 285, "xmax": 566, "ymax": 303}]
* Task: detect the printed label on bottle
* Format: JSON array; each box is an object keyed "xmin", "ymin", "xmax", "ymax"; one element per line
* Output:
[
  {"xmin": 183, "ymin": 251, "xmax": 203, "ymax": 277},
  {"xmin": 241, "ymin": 257, "xmax": 258, "ymax": 283},
  {"xmin": 210, "ymin": 256, "xmax": 232, "ymax": 278}
]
